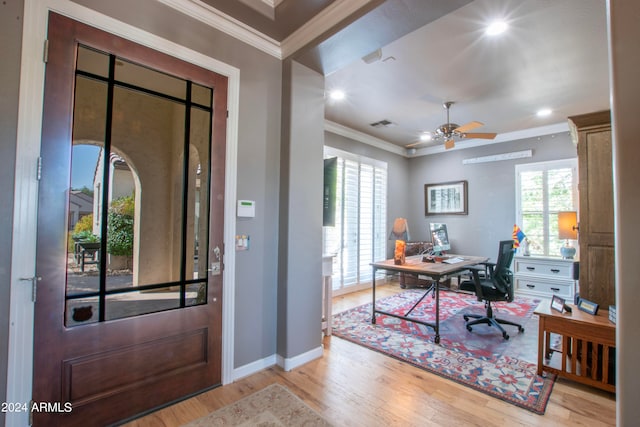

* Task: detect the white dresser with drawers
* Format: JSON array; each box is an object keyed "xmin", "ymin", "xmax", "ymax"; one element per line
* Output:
[{"xmin": 513, "ymin": 255, "xmax": 579, "ymax": 301}]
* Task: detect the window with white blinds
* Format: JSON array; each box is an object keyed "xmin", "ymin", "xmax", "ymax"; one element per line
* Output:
[
  {"xmin": 515, "ymin": 158, "xmax": 578, "ymax": 256},
  {"xmin": 323, "ymin": 147, "xmax": 387, "ymax": 293}
]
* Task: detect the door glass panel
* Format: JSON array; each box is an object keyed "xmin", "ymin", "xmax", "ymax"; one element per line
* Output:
[
  {"xmin": 66, "ymin": 296, "xmax": 99, "ymax": 326},
  {"xmin": 65, "ymin": 44, "xmax": 212, "ymax": 326},
  {"xmin": 106, "ymin": 85, "xmax": 185, "ymax": 290},
  {"xmin": 187, "ymin": 107, "xmax": 211, "ymax": 280},
  {"xmin": 115, "ymin": 58, "xmax": 186, "ymax": 100},
  {"xmin": 186, "ymin": 283, "xmax": 207, "ymax": 306},
  {"xmin": 76, "ymin": 45, "xmax": 109, "ymax": 77},
  {"xmin": 105, "ymin": 287, "xmax": 180, "ymax": 320},
  {"xmin": 192, "ymin": 83, "xmax": 212, "ymax": 107},
  {"xmin": 66, "ymin": 75, "xmax": 107, "ymax": 301}
]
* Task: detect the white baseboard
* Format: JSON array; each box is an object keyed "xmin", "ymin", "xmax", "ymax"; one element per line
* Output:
[
  {"xmin": 232, "ymin": 354, "xmax": 277, "ymax": 381},
  {"xmin": 276, "ymin": 345, "xmax": 324, "ymax": 372},
  {"xmin": 231, "ymin": 345, "xmax": 324, "ymax": 381}
]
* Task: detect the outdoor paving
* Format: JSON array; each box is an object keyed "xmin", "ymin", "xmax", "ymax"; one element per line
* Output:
[{"xmin": 65, "ymin": 255, "xmax": 199, "ymax": 326}]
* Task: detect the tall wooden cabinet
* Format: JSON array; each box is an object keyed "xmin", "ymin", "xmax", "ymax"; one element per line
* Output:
[{"xmin": 568, "ymin": 111, "xmax": 615, "ymax": 308}]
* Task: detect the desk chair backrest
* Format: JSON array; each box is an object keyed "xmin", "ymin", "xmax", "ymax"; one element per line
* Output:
[{"xmin": 492, "ymin": 239, "xmax": 516, "ymax": 299}]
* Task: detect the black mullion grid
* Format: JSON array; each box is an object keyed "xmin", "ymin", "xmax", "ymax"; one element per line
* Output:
[
  {"xmin": 75, "ymin": 69, "xmax": 212, "ymax": 112},
  {"xmin": 66, "ymin": 279, "xmax": 207, "ymax": 301},
  {"xmin": 97, "ymin": 54, "xmax": 117, "ymax": 322},
  {"xmin": 202, "ymin": 88, "xmax": 214, "ymax": 301},
  {"xmin": 72, "ymin": 48, "xmax": 215, "ymax": 316},
  {"xmin": 179, "ymin": 81, "xmax": 193, "ymax": 308}
]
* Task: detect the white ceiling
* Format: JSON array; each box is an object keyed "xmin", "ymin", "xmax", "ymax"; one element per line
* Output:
[
  {"xmin": 168, "ymin": 0, "xmax": 610, "ymax": 155},
  {"xmin": 323, "ymin": 0, "xmax": 610, "ymax": 153}
]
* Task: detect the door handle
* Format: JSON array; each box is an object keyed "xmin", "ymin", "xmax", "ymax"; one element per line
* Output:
[{"xmin": 19, "ymin": 276, "xmax": 41, "ymax": 302}]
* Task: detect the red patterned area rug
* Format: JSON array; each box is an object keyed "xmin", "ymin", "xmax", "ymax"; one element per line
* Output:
[{"xmin": 332, "ymin": 289, "xmax": 556, "ymax": 414}]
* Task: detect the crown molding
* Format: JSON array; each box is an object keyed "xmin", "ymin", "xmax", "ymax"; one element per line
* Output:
[
  {"xmin": 158, "ymin": 0, "xmax": 375, "ymax": 61},
  {"xmin": 324, "ymin": 120, "xmax": 406, "ymax": 156},
  {"xmin": 157, "ymin": 0, "xmax": 282, "ymax": 58},
  {"xmin": 326, "ymin": 121, "xmax": 571, "ymax": 158},
  {"xmin": 262, "ymin": 0, "xmax": 284, "ymax": 7},
  {"xmin": 280, "ymin": 0, "xmax": 374, "ymax": 59}
]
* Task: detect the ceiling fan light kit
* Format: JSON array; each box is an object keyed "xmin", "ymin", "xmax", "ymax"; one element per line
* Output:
[{"xmin": 408, "ymin": 101, "xmax": 497, "ymax": 150}]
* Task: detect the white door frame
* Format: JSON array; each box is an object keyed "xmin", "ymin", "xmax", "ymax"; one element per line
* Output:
[{"xmin": 7, "ymin": 1, "xmax": 239, "ymax": 425}]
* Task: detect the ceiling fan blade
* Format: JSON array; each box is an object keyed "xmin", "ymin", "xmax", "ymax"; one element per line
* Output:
[
  {"xmin": 444, "ymin": 139, "xmax": 455, "ymax": 150},
  {"xmin": 454, "ymin": 121, "xmax": 483, "ymax": 133},
  {"xmin": 463, "ymin": 132, "xmax": 497, "ymax": 140}
]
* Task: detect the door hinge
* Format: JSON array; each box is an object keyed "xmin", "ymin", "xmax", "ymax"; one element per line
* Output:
[
  {"xmin": 43, "ymin": 39, "xmax": 49, "ymax": 63},
  {"xmin": 36, "ymin": 156, "xmax": 42, "ymax": 181},
  {"xmin": 19, "ymin": 276, "xmax": 41, "ymax": 302}
]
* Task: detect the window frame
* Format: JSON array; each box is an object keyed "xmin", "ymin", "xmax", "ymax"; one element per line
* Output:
[
  {"xmin": 515, "ymin": 158, "xmax": 578, "ymax": 257},
  {"xmin": 323, "ymin": 147, "xmax": 387, "ymax": 295}
]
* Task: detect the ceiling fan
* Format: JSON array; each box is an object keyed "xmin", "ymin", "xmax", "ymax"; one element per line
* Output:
[{"xmin": 407, "ymin": 101, "xmax": 497, "ymax": 150}]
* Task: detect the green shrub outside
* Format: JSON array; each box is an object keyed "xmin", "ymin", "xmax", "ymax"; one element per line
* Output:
[
  {"xmin": 73, "ymin": 214, "xmax": 93, "ymax": 235},
  {"xmin": 107, "ymin": 195, "xmax": 135, "ymax": 256}
]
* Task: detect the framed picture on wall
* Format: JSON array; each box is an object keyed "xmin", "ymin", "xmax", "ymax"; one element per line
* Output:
[{"xmin": 424, "ymin": 180, "xmax": 468, "ymax": 215}]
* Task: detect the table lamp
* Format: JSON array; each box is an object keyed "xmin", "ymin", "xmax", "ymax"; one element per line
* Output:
[
  {"xmin": 388, "ymin": 218, "xmax": 410, "ymax": 241},
  {"xmin": 558, "ymin": 211, "xmax": 578, "ymax": 259},
  {"xmin": 389, "ymin": 218, "xmax": 410, "ymax": 264}
]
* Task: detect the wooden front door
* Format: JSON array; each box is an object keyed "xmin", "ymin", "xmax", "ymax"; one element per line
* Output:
[{"xmin": 32, "ymin": 13, "xmax": 227, "ymax": 426}]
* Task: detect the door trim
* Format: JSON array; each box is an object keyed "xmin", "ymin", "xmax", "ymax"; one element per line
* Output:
[{"xmin": 9, "ymin": 1, "xmax": 239, "ymax": 425}]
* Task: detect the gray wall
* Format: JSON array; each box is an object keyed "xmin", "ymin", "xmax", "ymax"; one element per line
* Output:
[
  {"xmin": 407, "ymin": 132, "xmax": 577, "ymax": 261},
  {"xmin": 325, "ymin": 131, "xmax": 577, "ymax": 263},
  {"xmin": 324, "ymin": 131, "xmax": 410, "ymax": 258},
  {"xmin": 278, "ymin": 60, "xmax": 325, "ymax": 358},
  {"xmin": 0, "ymin": 0, "xmax": 23, "ymax": 422},
  {"xmin": 72, "ymin": 0, "xmax": 283, "ymax": 368},
  {"xmin": 610, "ymin": 1, "xmax": 640, "ymax": 423}
]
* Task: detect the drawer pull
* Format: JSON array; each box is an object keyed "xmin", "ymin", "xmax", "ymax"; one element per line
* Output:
[
  {"xmin": 526, "ymin": 267, "xmax": 536, "ymax": 271},
  {"xmin": 526, "ymin": 284, "xmax": 535, "ymax": 289},
  {"xmin": 551, "ymin": 287, "xmax": 561, "ymax": 292},
  {"xmin": 550, "ymin": 269, "xmax": 560, "ymax": 273}
]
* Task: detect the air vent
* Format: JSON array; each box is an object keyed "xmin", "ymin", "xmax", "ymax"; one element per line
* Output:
[{"xmin": 370, "ymin": 119, "xmax": 396, "ymax": 128}]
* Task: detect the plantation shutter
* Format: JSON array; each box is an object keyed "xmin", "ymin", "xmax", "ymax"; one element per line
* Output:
[
  {"xmin": 323, "ymin": 147, "xmax": 387, "ymax": 292},
  {"xmin": 516, "ymin": 159, "xmax": 577, "ymax": 256}
]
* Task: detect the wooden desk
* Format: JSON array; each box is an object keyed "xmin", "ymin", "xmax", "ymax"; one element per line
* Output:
[
  {"xmin": 371, "ymin": 254, "xmax": 488, "ymax": 344},
  {"xmin": 534, "ymin": 302, "xmax": 616, "ymax": 392}
]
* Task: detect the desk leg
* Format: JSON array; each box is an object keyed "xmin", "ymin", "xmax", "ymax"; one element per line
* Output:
[
  {"xmin": 371, "ymin": 266, "xmax": 377, "ymax": 324},
  {"xmin": 537, "ymin": 317, "xmax": 545, "ymax": 376},
  {"xmin": 434, "ymin": 280, "xmax": 440, "ymax": 344}
]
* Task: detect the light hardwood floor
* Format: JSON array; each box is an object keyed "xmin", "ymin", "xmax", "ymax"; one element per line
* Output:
[{"xmin": 124, "ymin": 283, "xmax": 616, "ymax": 427}]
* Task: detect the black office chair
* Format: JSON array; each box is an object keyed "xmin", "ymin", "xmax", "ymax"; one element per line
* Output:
[{"xmin": 460, "ymin": 239, "xmax": 524, "ymax": 340}]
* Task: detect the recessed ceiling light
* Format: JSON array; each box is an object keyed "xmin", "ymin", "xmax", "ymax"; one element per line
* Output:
[
  {"xmin": 486, "ymin": 20, "xmax": 508, "ymax": 36},
  {"xmin": 328, "ymin": 90, "xmax": 345, "ymax": 101},
  {"xmin": 419, "ymin": 133, "xmax": 432, "ymax": 142},
  {"xmin": 537, "ymin": 108, "xmax": 552, "ymax": 117}
]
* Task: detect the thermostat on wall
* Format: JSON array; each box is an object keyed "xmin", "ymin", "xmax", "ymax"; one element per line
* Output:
[{"xmin": 237, "ymin": 200, "xmax": 255, "ymax": 217}]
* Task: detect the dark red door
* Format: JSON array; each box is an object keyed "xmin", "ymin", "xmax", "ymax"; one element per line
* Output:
[{"xmin": 33, "ymin": 13, "xmax": 227, "ymax": 426}]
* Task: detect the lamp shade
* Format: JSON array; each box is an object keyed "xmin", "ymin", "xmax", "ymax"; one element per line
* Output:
[
  {"xmin": 389, "ymin": 218, "xmax": 410, "ymax": 241},
  {"xmin": 558, "ymin": 211, "xmax": 578, "ymax": 240}
]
